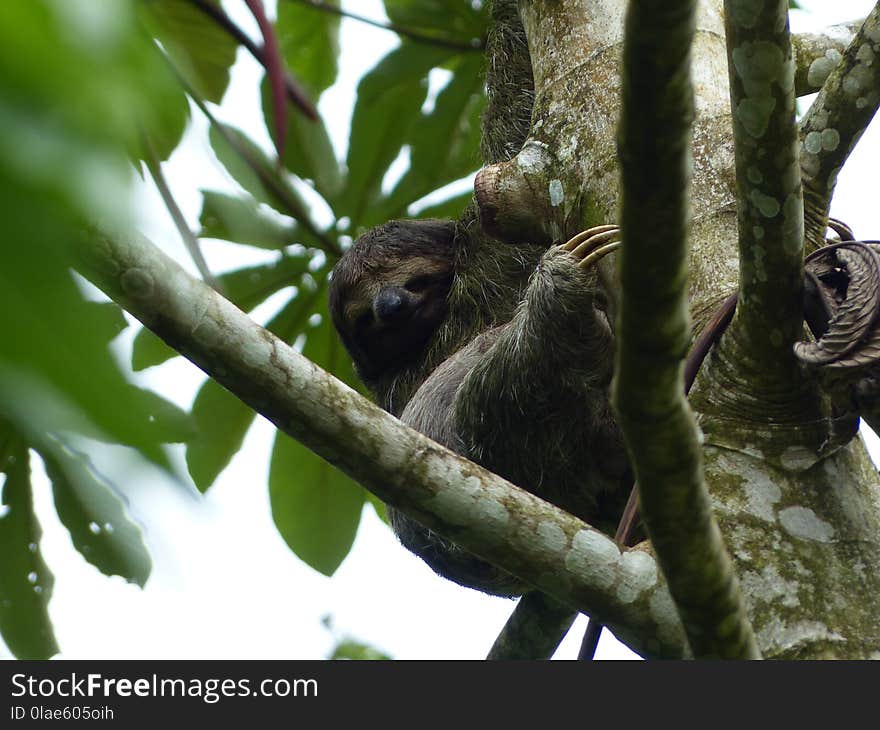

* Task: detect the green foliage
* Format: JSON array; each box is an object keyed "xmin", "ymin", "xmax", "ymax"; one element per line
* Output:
[
  {"xmin": 269, "ymin": 432, "xmax": 365, "ymax": 576},
  {"xmin": 0, "ymin": 431, "xmax": 57, "ymax": 659},
  {"xmin": 208, "ymin": 123, "xmax": 309, "ymax": 218},
  {"xmin": 268, "ymin": 294, "xmax": 366, "ymax": 575},
  {"xmin": 186, "ymin": 378, "xmax": 258, "ymax": 492},
  {"xmin": 277, "ymin": 0, "xmax": 341, "ymax": 96},
  {"xmin": 0, "ymin": 0, "xmax": 496, "ymax": 655},
  {"xmin": 329, "ymin": 638, "xmax": 392, "ymax": 661},
  {"xmin": 260, "ymin": 80, "xmax": 344, "ymax": 207},
  {"xmin": 343, "ymin": 43, "xmax": 459, "ymax": 226},
  {"xmin": 380, "ymin": 53, "xmax": 486, "ymax": 220},
  {"xmin": 384, "ymin": 0, "xmax": 488, "ymax": 43},
  {"xmin": 40, "ymin": 438, "xmax": 152, "ymax": 587},
  {"xmin": 138, "ymin": 0, "xmax": 237, "ymax": 105},
  {"xmin": 199, "ymin": 191, "xmax": 299, "ymax": 250}
]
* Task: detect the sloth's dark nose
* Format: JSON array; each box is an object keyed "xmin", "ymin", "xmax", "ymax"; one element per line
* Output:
[{"xmin": 374, "ymin": 287, "xmax": 409, "ymax": 322}]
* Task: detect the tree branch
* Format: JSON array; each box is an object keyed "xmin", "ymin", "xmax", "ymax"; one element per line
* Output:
[
  {"xmin": 74, "ymin": 228, "xmax": 686, "ymax": 659},
  {"xmin": 189, "ymin": 0, "xmax": 317, "ymax": 119},
  {"xmin": 179, "ymin": 76, "xmax": 342, "ymax": 257},
  {"xmin": 799, "ymin": 3, "xmax": 880, "ymax": 250},
  {"xmin": 792, "ymin": 20, "xmax": 863, "ymax": 97},
  {"xmin": 486, "ymin": 592, "xmax": 576, "ymax": 660},
  {"xmin": 722, "ymin": 0, "xmax": 807, "ymax": 398},
  {"xmin": 142, "ymin": 136, "xmax": 220, "ymax": 292},
  {"xmin": 616, "ymin": 0, "xmax": 759, "ymax": 658}
]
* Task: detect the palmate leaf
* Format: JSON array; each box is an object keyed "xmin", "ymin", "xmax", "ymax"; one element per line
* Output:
[
  {"xmin": 268, "ymin": 294, "xmax": 365, "ymax": 576},
  {"xmin": 0, "ymin": 426, "xmax": 57, "ymax": 659},
  {"xmin": 138, "ymin": 0, "xmax": 237, "ymax": 105},
  {"xmin": 383, "ymin": 0, "xmax": 488, "ymax": 43},
  {"xmin": 343, "ymin": 43, "xmax": 458, "ymax": 227},
  {"xmin": 125, "ymin": 386, "xmax": 196, "ymax": 444},
  {"xmin": 1, "ymin": 229, "xmax": 170, "ymax": 469},
  {"xmin": 0, "ymin": 1, "xmax": 186, "ymax": 471},
  {"xmin": 381, "ymin": 53, "xmax": 485, "ymax": 219},
  {"xmin": 199, "ymin": 190, "xmax": 298, "ymax": 250},
  {"xmin": 136, "ymin": 70, "xmax": 191, "ymax": 164},
  {"xmin": 185, "ymin": 377, "xmax": 258, "ymax": 492},
  {"xmin": 186, "ymin": 288, "xmax": 321, "ymax": 492},
  {"xmin": 276, "ymin": 0, "xmax": 341, "ymax": 96},
  {"xmin": 208, "ymin": 123, "xmax": 313, "ymax": 224},
  {"xmin": 38, "ymin": 437, "xmax": 151, "ymax": 587},
  {"xmin": 329, "ymin": 638, "xmax": 392, "ymax": 661},
  {"xmin": 131, "ymin": 329, "xmax": 180, "ymax": 372},
  {"xmin": 260, "ymin": 79, "xmax": 344, "ymax": 209},
  {"xmin": 217, "ymin": 255, "xmax": 312, "ymax": 309}
]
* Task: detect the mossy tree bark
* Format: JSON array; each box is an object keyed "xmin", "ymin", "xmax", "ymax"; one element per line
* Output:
[
  {"xmin": 77, "ymin": 0, "xmax": 880, "ymax": 659},
  {"xmin": 475, "ymin": 0, "xmax": 880, "ymax": 659}
]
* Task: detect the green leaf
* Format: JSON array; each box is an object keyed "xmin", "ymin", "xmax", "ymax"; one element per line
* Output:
[
  {"xmin": 138, "ymin": 0, "xmax": 237, "ymax": 104},
  {"xmin": 0, "ymin": 2, "xmax": 185, "ymax": 473},
  {"xmin": 132, "ymin": 328, "xmax": 180, "ymax": 371},
  {"xmin": 0, "ymin": 232, "xmax": 169, "ymax": 469},
  {"xmin": 138, "ymin": 81, "xmax": 191, "ymax": 164},
  {"xmin": 329, "ymin": 638, "xmax": 392, "ymax": 660},
  {"xmin": 185, "ymin": 292, "xmax": 318, "ymax": 491},
  {"xmin": 0, "ymin": 1, "xmax": 188, "ymax": 170},
  {"xmin": 208, "ymin": 123, "xmax": 315, "ymax": 224},
  {"xmin": 37, "ymin": 437, "xmax": 151, "ymax": 587},
  {"xmin": 185, "ymin": 378, "xmax": 257, "ymax": 492},
  {"xmin": 268, "ymin": 293, "xmax": 364, "ymax": 575},
  {"xmin": 383, "ymin": 0, "xmax": 488, "ymax": 42},
  {"xmin": 219, "ymin": 255, "xmax": 313, "ymax": 312},
  {"xmin": 260, "ymin": 81, "xmax": 343, "ymax": 208},
  {"xmin": 344, "ymin": 43, "xmax": 457, "ymax": 226},
  {"xmin": 0, "ymin": 427, "xmax": 58, "ymax": 659},
  {"xmin": 382, "ymin": 53, "xmax": 484, "ymax": 217},
  {"xmin": 276, "ymin": 0, "xmax": 340, "ymax": 96},
  {"xmin": 83, "ymin": 301, "xmax": 129, "ymax": 344},
  {"xmin": 365, "ymin": 490, "xmax": 390, "ymax": 526},
  {"xmin": 199, "ymin": 190, "xmax": 298, "ymax": 250},
  {"xmin": 127, "ymin": 386, "xmax": 196, "ymax": 443},
  {"xmin": 269, "ymin": 431, "xmax": 364, "ymax": 577}
]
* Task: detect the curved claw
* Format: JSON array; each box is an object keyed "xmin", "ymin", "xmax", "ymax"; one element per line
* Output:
[
  {"xmin": 560, "ymin": 224, "xmax": 619, "ymax": 252},
  {"xmin": 577, "ymin": 241, "xmax": 622, "ymax": 270},
  {"xmin": 559, "ymin": 225, "xmax": 621, "ymax": 270}
]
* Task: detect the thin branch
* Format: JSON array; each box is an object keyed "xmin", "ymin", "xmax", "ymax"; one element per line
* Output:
[
  {"xmin": 284, "ymin": 0, "xmax": 485, "ymax": 52},
  {"xmin": 486, "ymin": 592, "xmax": 576, "ymax": 660},
  {"xmin": 177, "ymin": 71, "xmax": 342, "ymax": 257},
  {"xmin": 799, "ymin": 3, "xmax": 880, "ymax": 250},
  {"xmin": 792, "ymin": 20, "xmax": 863, "ymax": 96},
  {"xmin": 244, "ymin": 0, "xmax": 290, "ymax": 158},
  {"xmin": 723, "ymin": 0, "xmax": 806, "ymax": 388},
  {"xmin": 616, "ymin": 0, "xmax": 758, "ymax": 658},
  {"xmin": 75, "ymin": 228, "xmax": 686, "ymax": 660},
  {"xmin": 142, "ymin": 136, "xmax": 221, "ymax": 293},
  {"xmin": 189, "ymin": 0, "xmax": 317, "ymax": 119}
]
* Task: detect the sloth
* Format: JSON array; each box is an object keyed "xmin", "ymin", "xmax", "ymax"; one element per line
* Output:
[{"xmin": 329, "ymin": 213, "xmax": 631, "ymax": 596}]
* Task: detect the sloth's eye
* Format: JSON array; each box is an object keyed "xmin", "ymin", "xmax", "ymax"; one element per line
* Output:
[
  {"xmin": 405, "ymin": 275, "xmax": 433, "ymax": 293},
  {"xmin": 355, "ymin": 310, "xmax": 373, "ymax": 332}
]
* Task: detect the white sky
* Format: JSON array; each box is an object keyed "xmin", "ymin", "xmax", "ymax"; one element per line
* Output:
[{"xmin": 4, "ymin": 0, "xmax": 879, "ymax": 661}]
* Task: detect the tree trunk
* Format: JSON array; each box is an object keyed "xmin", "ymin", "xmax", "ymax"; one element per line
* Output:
[{"xmin": 477, "ymin": 0, "xmax": 880, "ymax": 658}]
